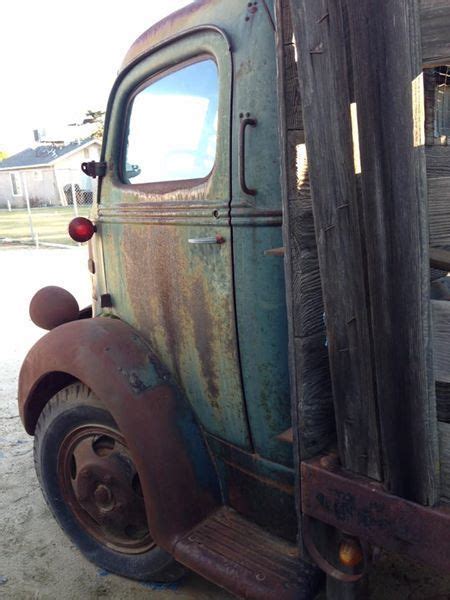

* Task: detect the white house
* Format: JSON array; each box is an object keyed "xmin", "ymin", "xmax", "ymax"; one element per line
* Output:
[{"xmin": 0, "ymin": 138, "xmax": 101, "ymax": 209}]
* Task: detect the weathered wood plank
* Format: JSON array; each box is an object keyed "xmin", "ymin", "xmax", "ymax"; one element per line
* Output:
[
  {"xmin": 346, "ymin": 0, "xmax": 439, "ymax": 504},
  {"xmin": 290, "ymin": 0, "xmax": 381, "ymax": 480},
  {"xmin": 428, "ymin": 176, "xmax": 450, "ymax": 246},
  {"xmin": 424, "ymin": 69, "xmax": 436, "ymax": 146},
  {"xmin": 426, "ymin": 146, "xmax": 450, "ymax": 178},
  {"xmin": 421, "ymin": 0, "xmax": 450, "ymax": 66},
  {"xmin": 436, "ymin": 381, "xmax": 450, "ymax": 421},
  {"xmin": 284, "ymin": 44, "xmax": 304, "ymax": 130},
  {"xmin": 275, "ymin": 0, "xmax": 335, "ymax": 563},
  {"xmin": 280, "ymin": 0, "xmax": 294, "ymax": 44},
  {"xmin": 289, "ymin": 203, "xmax": 325, "ymax": 338},
  {"xmin": 432, "ymin": 300, "xmax": 450, "ymax": 382},
  {"xmin": 439, "ymin": 421, "xmax": 450, "ymax": 500},
  {"xmin": 294, "ymin": 333, "xmax": 335, "ymax": 459}
]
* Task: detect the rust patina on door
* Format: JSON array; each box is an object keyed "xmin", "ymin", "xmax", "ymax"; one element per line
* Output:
[{"xmin": 97, "ymin": 26, "xmax": 252, "ymax": 449}]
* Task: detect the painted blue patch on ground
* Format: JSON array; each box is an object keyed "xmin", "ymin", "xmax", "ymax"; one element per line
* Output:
[{"xmin": 0, "ymin": 576, "xmax": 8, "ymax": 585}]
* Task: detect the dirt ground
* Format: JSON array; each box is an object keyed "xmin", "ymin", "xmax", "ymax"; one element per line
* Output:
[{"xmin": 1, "ymin": 246, "xmax": 450, "ymax": 599}]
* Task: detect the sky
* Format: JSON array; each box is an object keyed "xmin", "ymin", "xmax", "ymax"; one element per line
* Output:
[{"xmin": 0, "ymin": 0, "xmax": 190, "ymax": 154}]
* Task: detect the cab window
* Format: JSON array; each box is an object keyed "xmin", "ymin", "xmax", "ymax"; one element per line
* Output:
[{"xmin": 124, "ymin": 58, "xmax": 218, "ymax": 184}]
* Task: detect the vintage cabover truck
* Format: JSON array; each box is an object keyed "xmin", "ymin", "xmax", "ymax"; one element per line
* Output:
[{"xmin": 18, "ymin": 0, "xmax": 450, "ymax": 598}]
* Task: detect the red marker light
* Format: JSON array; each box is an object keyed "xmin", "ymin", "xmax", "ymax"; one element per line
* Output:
[{"xmin": 68, "ymin": 217, "xmax": 96, "ymax": 242}]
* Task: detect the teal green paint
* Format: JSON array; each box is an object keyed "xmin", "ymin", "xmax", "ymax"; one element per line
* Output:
[
  {"xmin": 98, "ymin": 0, "xmax": 292, "ymax": 462},
  {"xmin": 230, "ymin": 0, "xmax": 293, "ymax": 466}
]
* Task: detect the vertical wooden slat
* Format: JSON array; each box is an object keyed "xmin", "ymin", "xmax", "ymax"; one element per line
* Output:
[
  {"xmin": 345, "ymin": 0, "xmax": 439, "ymax": 505},
  {"xmin": 420, "ymin": 0, "xmax": 450, "ymax": 66},
  {"xmin": 289, "ymin": 0, "xmax": 381, "ymax": 481},
  {"xmin": 424, "ymin": 69, "xmax": 436, "ymax": 145},
  {"xmin": 275, "ymin": 1, "xmax": 335, "ymax": 569}
]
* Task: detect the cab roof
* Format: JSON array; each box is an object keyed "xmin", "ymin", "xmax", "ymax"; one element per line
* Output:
[{"xmin": 120, "ymin": 1, "xmax": 215, "ymax": 72}]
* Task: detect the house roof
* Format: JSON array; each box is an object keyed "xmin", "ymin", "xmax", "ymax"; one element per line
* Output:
[{"xmin": 0, "ymin": 138, "xmax": 100, "ymax": 171}]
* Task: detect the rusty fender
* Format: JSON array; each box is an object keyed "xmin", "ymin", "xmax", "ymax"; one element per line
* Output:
[{"xmin": 18, "ymin": 317, "xmax": 221, "ymax": 551}]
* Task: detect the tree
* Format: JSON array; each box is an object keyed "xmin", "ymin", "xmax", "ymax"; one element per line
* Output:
[
  {"xmin": 82, "ymin": 109, "xmax": 105, "ymax": 140},
  {"xmin": 0, "ymin": 150, "xmax": 8, "ymax": 162}
]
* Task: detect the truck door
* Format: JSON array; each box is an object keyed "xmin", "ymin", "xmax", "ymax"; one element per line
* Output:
[
  {"xmin": 230, "ymin": 1, "xmax": 293, "ymax": 467},
  {"xmin": 98, "ymin": 28, "xmax": 252, "ymax": 450}
]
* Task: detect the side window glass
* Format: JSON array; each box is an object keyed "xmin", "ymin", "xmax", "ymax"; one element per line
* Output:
[{"xmin": 124, "ymin": 59, "xmax": 218, "ymax": 184}]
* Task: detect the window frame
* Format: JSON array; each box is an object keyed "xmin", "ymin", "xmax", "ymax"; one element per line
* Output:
[
  {"xmin": 10, "ymin": 172, "xmax": 22, "ymax": 196},
  {"xmin": 119, "ymin": 53, "xmax": 218, "ymax": 190}
]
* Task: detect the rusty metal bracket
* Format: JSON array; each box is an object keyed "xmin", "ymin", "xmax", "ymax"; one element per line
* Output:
[
  {"xmin": 81, "ymin": 160, "xmax": 107, "ymax": 179},
  {"xmin": 301, "ymin": 455, "xmax": 450, "ymax": 573}
]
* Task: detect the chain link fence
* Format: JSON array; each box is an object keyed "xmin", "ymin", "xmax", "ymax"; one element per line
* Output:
[{"xmin": 0, "ymin": 167, "xmax": 97, "ymax": 248}]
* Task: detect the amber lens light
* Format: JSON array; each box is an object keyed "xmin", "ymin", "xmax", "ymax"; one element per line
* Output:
[
  {"xmin": 68, "ymin": 217, "xmax": 96, "ymax": 242},
  {"xmin": 338, "ymin": 538, "xmax": 364, "ymax": 568}
]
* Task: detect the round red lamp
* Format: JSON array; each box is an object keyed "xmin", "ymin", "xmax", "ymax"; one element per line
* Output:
[{"xmin": 68, "ymin": 217, "xmax": 96, "ymax": 243}]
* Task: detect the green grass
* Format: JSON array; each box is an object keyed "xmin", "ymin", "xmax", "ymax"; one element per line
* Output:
[{"xmin": 0, "ymin": 206, "xmax": 91, "ymax": 246}]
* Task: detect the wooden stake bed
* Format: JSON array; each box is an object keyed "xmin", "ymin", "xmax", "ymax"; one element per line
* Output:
[{"xmin": 280, "ymin": 0, "xmax": 450, "ymax": 594}]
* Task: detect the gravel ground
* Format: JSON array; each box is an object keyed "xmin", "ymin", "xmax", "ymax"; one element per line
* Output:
[
  {"xmin": 1, "ymin": 246, "xmax": 450, "ymax": 600},
  {"xmin": 0, "ymin": 247, "xmax": 230, "ymax": 600}
]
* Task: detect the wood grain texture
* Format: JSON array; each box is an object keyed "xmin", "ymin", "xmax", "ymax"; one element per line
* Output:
[
  {"xmin": 294, "ymin": 334, "xmax": 336, "ymax": 459},
  {"xmin": 436, "ymin": 381, "xmax": 450, "ymax": 421},
  {"xmin": 288, "ymin": 202, "xmax": 325, "ymax": 338},
  {"xmin": 290, "ymin": 0, "xmax": 381, "ymax": 481},
  {"xmin": 276, "ymin": 0, "xmax": 334, "ymax": 470},
  {"xmin": 428, "ymin": 176, "xmax": 450, "ymax": 246},
  {"xmin": 346, "ymin": 0, "xmax": 439, "ymax": 505},
  {"xmin": 426, "ymin": 146, "xmax": 450, "ymax": 178},
  {"xmin": 439, "ymin": 421, "xmax": 450, "ymax": 500},
  {"xmin": 420, "ymin": 0, "xmax": 450, "ymax": 65},
  {"xmin": 275, "ymin": 0, "xmax": 335, "ymax": 560},
  {"xmin": 432, "ymin": 300, "xmax": 450, "ymax": 382},
  {"xmin": 424, "ymin": 69, "xmax": 436, "ymax": 146},
  {"xmin": 284, "ymin": 44, "xmax": 303, "ymax": 131}
]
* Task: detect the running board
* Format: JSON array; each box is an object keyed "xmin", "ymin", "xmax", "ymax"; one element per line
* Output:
[{"xmin": 174, "ymin": 507, "xmax": 322, "ymax": 599}]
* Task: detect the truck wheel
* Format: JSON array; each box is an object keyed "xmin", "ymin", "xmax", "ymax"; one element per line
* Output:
[{"xmin": 34, "ymin": 382, "xmax": 185, "ymax": 582}]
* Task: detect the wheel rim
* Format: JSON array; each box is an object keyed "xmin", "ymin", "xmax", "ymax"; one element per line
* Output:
[{"xmin": 58, "ymin": 424, "xmax": 155, "ymax": 554}]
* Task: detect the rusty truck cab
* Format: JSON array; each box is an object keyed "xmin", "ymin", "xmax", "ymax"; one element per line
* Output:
[
  {"xmin": 18, "ymin": 0, "xmax": 450, "ymax": 598},
  {"xmin": 19, "ymin": 2, "xmax": 323, "ymax": 598}
]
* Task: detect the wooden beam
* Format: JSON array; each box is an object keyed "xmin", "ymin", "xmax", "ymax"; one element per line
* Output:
[
  {"xmin": 421, "ymin": 0, "xmax": 450, "ymax": 66},
  {"xmin": 426, "ymin": 147, "xmax": 450, "ymax": 179},
  {"xmin": 346, "ymin": 0, "xmax": 439, "ymax": 505},
  {"xmin": 432, "ymin": 300, "xmax": 450, "ymax": 382},
  {"xmin": 290, "ymin": 0, "xmax": 381, "ymax": 481}
]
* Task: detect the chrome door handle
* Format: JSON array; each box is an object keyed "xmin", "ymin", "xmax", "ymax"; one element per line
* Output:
[{"xmin": 188, "ymin": 235, "xmax": 226, "ymax": 245}]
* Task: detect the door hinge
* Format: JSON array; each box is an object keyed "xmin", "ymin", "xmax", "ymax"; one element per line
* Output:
[{"xmin": 81, "ymin": 160, "xmax": 107, "ymax": 179}]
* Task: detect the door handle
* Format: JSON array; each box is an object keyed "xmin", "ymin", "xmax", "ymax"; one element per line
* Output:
[
  {"xmin": 239, "ymin": 116, "xmax": 257, "ymax": 196},
  {"xmin": 188, "ymin": 235, "xmax": 226, "ymax": 245}
]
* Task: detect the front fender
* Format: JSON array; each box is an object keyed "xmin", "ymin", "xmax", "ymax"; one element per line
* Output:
[{"xmin": 18, "ymin": 317, "xmax": 220, "ymax": 550}]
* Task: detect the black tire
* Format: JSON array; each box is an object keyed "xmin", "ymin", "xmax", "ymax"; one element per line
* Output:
[{"xmin": 34, "ymin": 382, "xmax": 185, "ymax": 582}]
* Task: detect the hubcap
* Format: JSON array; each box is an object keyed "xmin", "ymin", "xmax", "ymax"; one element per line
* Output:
[{"xmin": 58, "ymin": 424, "xmax": 154, "ymax": 554}]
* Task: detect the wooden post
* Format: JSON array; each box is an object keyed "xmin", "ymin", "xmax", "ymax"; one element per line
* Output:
[
  {"xmin": 345, "ymin": 0, "xmax": 439, "ymax": 506},
  {"xmin": 288, "ymin": 3, "xmax": 381, "ymax": 594},
  {"xmin": 289, "ymin": 0, "xmax": 381, "ymax": 482},
  {"xmin": 288, "ymin": 0, "xmax": 440, "ymax": 596}
]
